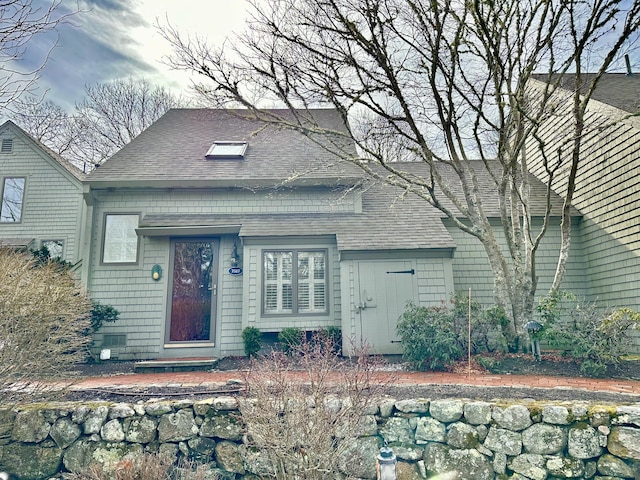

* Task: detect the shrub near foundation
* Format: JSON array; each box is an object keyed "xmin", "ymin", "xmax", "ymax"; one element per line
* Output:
[{"xmin": 0, "ymin": 248, "xmax": 92, "ymax": 402}]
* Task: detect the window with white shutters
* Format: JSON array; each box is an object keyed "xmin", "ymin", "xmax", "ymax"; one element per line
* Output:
[{"xmin": 263, "ymin": 249, "xmax": 328, "ymax": 315}]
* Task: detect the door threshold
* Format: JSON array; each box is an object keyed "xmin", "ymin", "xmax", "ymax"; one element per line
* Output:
[{"xmin": 163, "ymin": 342, "xmax": 215, "ymax": 348}]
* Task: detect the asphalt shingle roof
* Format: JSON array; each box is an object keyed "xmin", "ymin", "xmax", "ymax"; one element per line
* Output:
[
  {"xmin": 96, "ymin": 108, "xmax": 571, "ymax": 252},
  {"xmin": 531, "ymin": 73, "xmax": 640, "ymax": 114},
  {"xmin": 87, "ymin": 109, "xmax": 361, "ymax": 187}
]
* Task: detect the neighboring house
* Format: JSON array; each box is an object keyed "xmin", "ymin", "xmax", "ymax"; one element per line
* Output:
[
  {"xmin": 527, "ymin": 73, "xmax": 640, "ymax": 316},
  {"xmin": 0, "ymin": 120, "xmax": 85, "ymax": 264}
]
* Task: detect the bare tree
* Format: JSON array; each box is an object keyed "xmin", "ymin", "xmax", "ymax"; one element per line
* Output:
[
  {"xmin": 161, "ymin": 0, "xmax": 640, "ymax": 350},
  {"xmin": 0, "ymin": 0, "xmax": 74, "ymax": 109},
  {"xmin": 0, "ymin": 248, "xmax": 92, "ymax": 403},
  {"xmin": 11, "ymin": 96, "xmax": 78, "ymax": 156},
  {"xmin": 14, "ymin": 78, "xmax": 185, "ymax": 170}
]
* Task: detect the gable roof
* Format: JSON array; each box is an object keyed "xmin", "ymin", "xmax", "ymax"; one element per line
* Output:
[
  {"xmin": 0, "ymin": 120, "xmax": 84, "ymax": 182},
  {"xmin": 87, "ymin": 108, "xmax": 362, "ymax": 188},
  {"xmin": 531, "ymin": 73, "xmax": 640, "ymax": 114}
]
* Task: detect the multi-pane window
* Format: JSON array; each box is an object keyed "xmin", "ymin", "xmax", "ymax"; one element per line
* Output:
[
  {"xmin": 102, "ymin": 214, "xmax": 139, "ymax": 263},
  {"xmin": 0, "ymin": 177, "xmax": 25, "ymax": 222},
  {"xmin": 263, "ymin": 250, "xmax": 327, "ymax": 315}
]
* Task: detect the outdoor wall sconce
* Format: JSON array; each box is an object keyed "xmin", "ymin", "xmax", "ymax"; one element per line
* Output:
[
  {"xmin": 151, "ymin": 264, "xmax": 162, "ymax": 281},
  {"xmin": 230, "ymin": 241, "xmax": 240, "ymax": 268},
  {"xmin": 376, "ymin": 445, "xmax": 397, "ymax": 480}
]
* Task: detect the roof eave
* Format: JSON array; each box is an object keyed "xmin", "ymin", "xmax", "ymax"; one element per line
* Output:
[{"xmin": 86, "ymin": 176, "xmax": 362, "ymax": 189}]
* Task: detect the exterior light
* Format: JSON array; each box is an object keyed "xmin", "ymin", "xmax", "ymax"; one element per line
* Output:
[
  {"xmin": 230, "ymin": 241, "xmax": 240, "ymax": 268},
  {"xmin": 151, "ymin": 264, "xmax": 162, "ymax": 281},
  {"xmin": 524, "ymin": 320, "xmax": 543, "ymax": 361},
  {"xmin": 376, "ymin": 445, "xmax": 397, "ymax": 480}
]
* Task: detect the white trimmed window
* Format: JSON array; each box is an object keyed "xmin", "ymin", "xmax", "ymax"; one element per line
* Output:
[
  {"xmin": 102, "ymin": 214, "xmax": 139, "ymax": 264},
  {"xmin": 0, "ymin": 177, "xmax": 25, "ymax": 222},
  {"xmin": 263, "ymin": 249, "xmax": 328, "ymax": 315}
]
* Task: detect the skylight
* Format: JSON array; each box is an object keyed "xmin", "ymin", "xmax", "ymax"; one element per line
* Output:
[{"xmin": 205, "ymin": 141, "xmax": 248, "ymax": 159}]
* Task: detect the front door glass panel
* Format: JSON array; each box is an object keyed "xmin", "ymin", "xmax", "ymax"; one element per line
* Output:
[{"xmin": 169, "ymin": 240, "xmax": 215, "ymax": 342}]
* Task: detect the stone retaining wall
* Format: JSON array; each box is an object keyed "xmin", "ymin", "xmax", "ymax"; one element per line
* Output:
[{"xmin": 1, "ymin": 397, "xmax": 639, "ymax": 480}]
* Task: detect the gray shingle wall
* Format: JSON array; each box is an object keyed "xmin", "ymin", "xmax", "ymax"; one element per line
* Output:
[
  {"xmin": 445, "ymin": 219, "xmax": 590, "ymax": 308},
  {"xmin": 89, "ymin": 187, "xmax": 352, "ymax": 358},
  {"xmin": 527, "ymin": 78, "xmax": 640, "ymax": 321},
  {"xmin": 0, "ymin": 126, "xmax": 83, "ymax": 262}
]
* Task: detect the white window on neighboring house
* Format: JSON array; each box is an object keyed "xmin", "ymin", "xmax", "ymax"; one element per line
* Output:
[
  {"xmin": 263, "ymin": 249, "xmax": 328, "ymax": 315},
  {"xmin": 0, "ymin": 177, "xmax": 25, "ymax": 223},
  {"xmin": 42, "ymin": 240, "xmax": 64, "ymax": 259},
  {"xmin": 102, "ymin": 214, "xmax": 139, "ymax": 264}
]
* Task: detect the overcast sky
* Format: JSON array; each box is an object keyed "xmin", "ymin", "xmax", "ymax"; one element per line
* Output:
[
  {"xmin": 15, "ymin": 0, "xmax": 640, "ymax": 111},
  {"xmin": 25, "ymin": 0, "xmax": 249, "ymax": 109}
]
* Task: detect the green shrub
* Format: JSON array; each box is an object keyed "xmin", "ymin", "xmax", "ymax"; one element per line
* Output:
[
  {"xmin": 242, "ymin": 326, "xmax": 263, "ymax": 358},
  {"xmin": 314, "ymin": 326, "xmax": 342, "ymax": 354},
  {"xmin": 90, "ymin": 301, "xmax": 120, "ymax": 334},
  {"xmin": 448, "ymin": 291, "xmax": 505, "ymax": 354},
  {"xmin": 477, "ymin": 355, "xmax": 501, "ymax": 371},
  {"xmin": 278, "ymin": 327, "xmax": 305, "ymax": 355},
  {"xmin": 538, "ymin": 293, "xmax": 640, "ymax": 377},
  {"xmin": 396, "ymin": 292, "xmax": 506, "ymax": 371},
  {"xmin": 396, "ymin": 302, "xmax": 463, "ymax": 370}
]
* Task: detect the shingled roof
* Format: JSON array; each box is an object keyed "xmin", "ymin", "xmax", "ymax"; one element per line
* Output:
[
  {"xmin": 87, "ymin": 108, "xmax": 362, "ymax": 188},
  {"xmin": 530, "ymin": 73, "xmax": 640, "ymax": 114},
  {"xmin": 90, "ymin": 108, "xmax": 572, "ymax": 251}
]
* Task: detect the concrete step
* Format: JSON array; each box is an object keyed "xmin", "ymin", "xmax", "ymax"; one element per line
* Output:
[{"xmin": 134, "ymin": 358, "xmax": 220, "ymax": 373}]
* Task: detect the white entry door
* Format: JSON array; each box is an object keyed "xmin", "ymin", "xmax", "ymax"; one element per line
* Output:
[{"xmin": 354, "ymin": 260, "xmax": 418, "ymax": 354}]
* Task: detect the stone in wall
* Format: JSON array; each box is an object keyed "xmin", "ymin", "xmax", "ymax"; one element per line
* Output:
[
  {"xmin": 11, "ymin": 411, "xmax": 50, "ymax": 444},
  {"xmin": 214, "ymin": 440, "xmax": 244, "ymax": 474},
  {"xmin": 337, "ymin": 436, "xmax": 380, "ymax": 479},
  {"xmin": 200, "ymin": 412, "xmax": 243, "ymax": 441},
  {"xmin": 568, "ymin": 423, "xmax": 602, "ymax": 459},
  {"xmin": 49, "ymin": 418, "xmax": 81, "ymax": 449},
  {"xmin": 424, "ymin": 442, "xmax": 493, "ymax": 480},
  {"xmin": 507, "ymin": 453, "xmax": 547, "ymax": 480},
  {"xmin": 483, "ymin": 426, "xmax": 522, "ymax": 456},
  {"xmin": 157, "ymin": 409, "xmax": 198, "ymax": 443},
  {"xmin": 608, "ymin": 426, "xmax": 640, "ymax": 461},
  {"xmin": 0, "ymin": 442, "xmax": 61, "ymax": 480},
  {"xmin": 429, "ymin": 399, "xmax": 463, "ymax": 423},
  {"xmin": 463, "ymin": 401, "xmax": 492, "ymax": 425},
  {"xmin": 380, "ymin": 417, "xmax": 414, "ymax": 444},
  {"xmin": 82, "ymin": 405, "xmax": 108, "ymax": 435},
  {"xmin": 597, "ymin": 453, "xmax": 636, "ymax": 478},
  {"xmin": 414, "ymin": 417, "xmax": 445, "ymax": 444},
  {"xmin": 492, "ymin": 405, "xmax": 532, "ymax": 431},
  {"xmin": 521, "ymin": 423, "xmax": 566, "ymax": 454}
]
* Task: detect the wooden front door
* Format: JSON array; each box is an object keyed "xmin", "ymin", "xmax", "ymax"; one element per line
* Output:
[{"xmin": 167, "ymin": 238, "xmax": 218, "ymax": 343}]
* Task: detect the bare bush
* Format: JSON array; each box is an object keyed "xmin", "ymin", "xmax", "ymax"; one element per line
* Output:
[
  {"xmin": 63, "ymin": 453, "xmax": 211, "ymax": 480},
  {"xmin": 0, "ymin": 248, "xmax": 92, "ymax": 402},
  {"xmin": 240, "ymin": 337, "xmax": 393, "ymax": 480}
]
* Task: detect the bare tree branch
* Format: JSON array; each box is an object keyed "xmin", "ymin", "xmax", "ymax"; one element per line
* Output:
[{"xmin": 160, "ymin": 0, "xmax": 640, "ymax": 350}]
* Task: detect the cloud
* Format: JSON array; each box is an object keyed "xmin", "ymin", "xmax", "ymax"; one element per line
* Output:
[{"xmin": 23, "ymin": 0, "xmax": 160, "ymax": 107}]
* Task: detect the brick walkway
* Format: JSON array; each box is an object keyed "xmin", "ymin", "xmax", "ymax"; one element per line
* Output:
[{"xmin": 72, "ymin": 370, "xmax": 640, "ymax": 396}]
